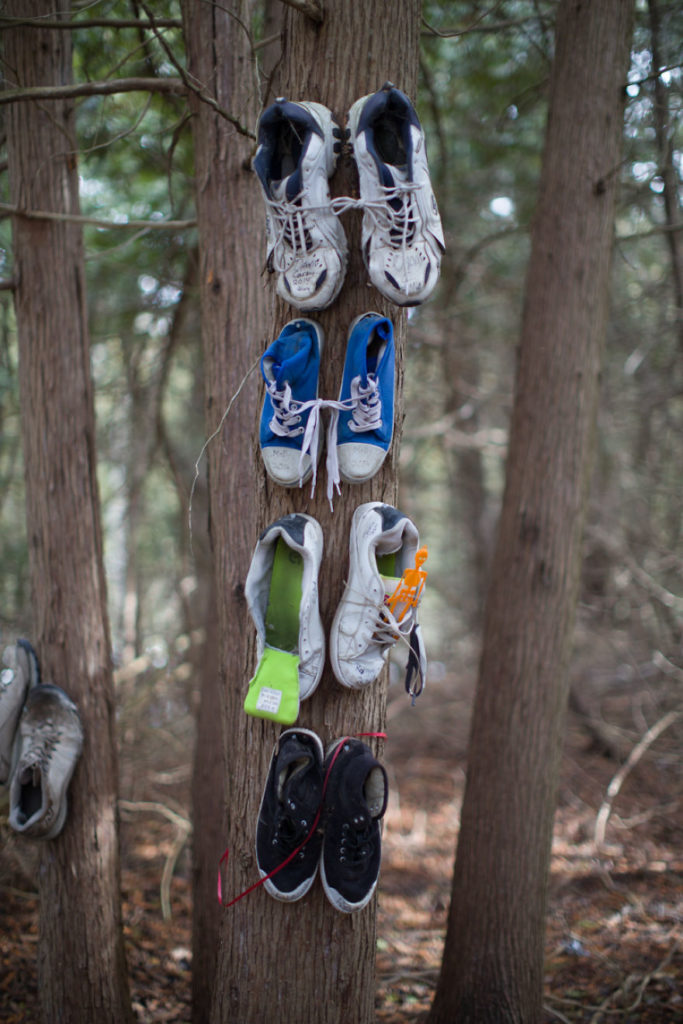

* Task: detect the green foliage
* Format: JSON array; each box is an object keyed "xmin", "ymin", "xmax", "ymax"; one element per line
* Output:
[{"xmin": 0, "ymin": 0, "xmax": 680, "ymax": 684}]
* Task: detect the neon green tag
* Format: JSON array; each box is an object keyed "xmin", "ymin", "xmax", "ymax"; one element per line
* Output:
[{"xmin": 243, "ymin": 646, "xmax": 301, "ymax": 725}]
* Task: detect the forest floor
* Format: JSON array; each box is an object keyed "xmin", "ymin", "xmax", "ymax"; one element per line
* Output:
[{"xmin": 1, "ymin": 663, "xmax": 681, "ymax": 1023}]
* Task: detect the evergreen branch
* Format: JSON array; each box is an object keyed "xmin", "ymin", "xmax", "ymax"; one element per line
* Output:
[
  {"xmin": 137, "ymin": 0, "xmax": 256, "ymax": 139},
  {"xmin": 0, "ymin": 77, "xmax": 185, "ymax": 105},
  {"xmin": 0, "ymin": 201, "xmax": 195, "ymax": 231}
]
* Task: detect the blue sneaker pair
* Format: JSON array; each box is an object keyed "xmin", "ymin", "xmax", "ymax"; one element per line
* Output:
[{"xmin": 259, "ymin": 315, "xmax": 394, "ymax": 504}]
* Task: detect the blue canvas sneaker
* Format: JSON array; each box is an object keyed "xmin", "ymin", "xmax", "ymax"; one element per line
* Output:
[
  {"xmin": 253, "ymin": 99, "xmax": 347, "ymax": 311},
  {"xmin": 336, "ymin": 313, "xmax": 394, "ymax": 484},
  {"xmin": 348, "ymin": 83, "xmax": 444, "ymax": 306},
  {"xmin": 260, "ymin": 319, "xmax": 324, "ymax": 488}
]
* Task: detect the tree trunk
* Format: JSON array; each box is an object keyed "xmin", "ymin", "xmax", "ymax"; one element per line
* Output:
[
  {"xmin": 429, "ymin": 2, "xmax": 633, "ymax": 1022},
  {"xmin": 183, "ymin": 1, "xmax": 421, "ymax": 1021},
  {"xmin": 3, "ymin": 3, "xmax": 132, "ymax": 1022},
  {"xmin": 180, "ymin": 2, "xmax": 267, "ymax": 1018}
]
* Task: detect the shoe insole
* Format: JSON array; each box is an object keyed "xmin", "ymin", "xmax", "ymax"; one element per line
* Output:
[
  {"xmin": 377, "ymin": 551, "xmax": 397, "ymax": 578},
  {"xmin": 366, "ymin": 334, "xmax": 383, "ymax": 376},
  {"xmin": 265, "ymin": 537, "xmax": 304, "ymax": 653}
]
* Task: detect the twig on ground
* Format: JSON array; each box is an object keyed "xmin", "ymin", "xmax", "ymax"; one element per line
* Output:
[
  {"xmin": 594, "ymin": 709, "xmax": 681, "ymax": 850},
  {"xmin": 118, "ymin": 799, "xmax": 191, "ymax": 921}
]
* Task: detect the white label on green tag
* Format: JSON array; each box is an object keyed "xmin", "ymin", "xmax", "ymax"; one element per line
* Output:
[{"xmin": 255, "ymin": 687, "xmax": 282, "ymax": 714}]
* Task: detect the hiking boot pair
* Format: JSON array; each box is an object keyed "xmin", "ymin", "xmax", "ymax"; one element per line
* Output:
[
  {"xmin": 259, "ymin": 314, "xmax": 394, "ymax": 503},
  {"xmin": 0, "ymin": 640, "xmax": 83, "ymax": 840},
  {"xmin": 253, "ymin": 83, "xmax": 444, "ymax": 311},
  {"xmin": 243, "ymin": 503, "xmax": 427, "ymax": 725},
  {"xmin": 256, "ymin": 728, "xmax": 388, "ymax": 912}
]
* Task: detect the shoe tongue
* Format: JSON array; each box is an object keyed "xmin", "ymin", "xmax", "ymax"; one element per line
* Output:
[
  {"xmin": 271, "ymin": 168, "xmax": 302, "ymax": 202},
  {"xmin": 338, "ymin": 753, "xmax": 377, "ymax": 821},
  {"xmin": 381, "ymin": 575, "xmax": 400, "ymax": 603},
  {"xmin": 264, "ymin": 327, "xmax": 313, "ymax": 388},
  {"xmin": 379, "ymin": 161, "xmax": 409, "ymax": 195},
  {"xmin": 20, "ymin": 762, "xmax": 41, "ymax": 787},
  {"xmin": 277, "ymin": 740, "xmax": 321, "ymax": 808}
]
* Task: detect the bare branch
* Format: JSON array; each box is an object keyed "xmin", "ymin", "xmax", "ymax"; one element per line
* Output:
[
  {"xmin": 422, "ymin": 15, "xmax": 543, "ymax": 38},
  {"xmin": 279, "ymin": 0, "xmax": 323, "ymax": 23},
  {"xmin": 0, "ymin": 201, "xmax": 195, "ymax": 231},
  {"xmin": 0, "ymin": 77, "xmax": 185, "ymax": 105},
  {"xmin": 0, "ymin": 15, "xmax": 182, "ymax": 30},
  {"xmin": 137, "ymin": 0, "xmax": 256, "ymax": 139}
]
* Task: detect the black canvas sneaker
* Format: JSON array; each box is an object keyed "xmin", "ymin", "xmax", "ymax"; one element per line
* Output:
[
  {"xmin": 320, "ymin": 737, "xmax": 388, "ymax": 913},
  {"xmin": 256, "ymin": 728, "xmax": 324, "ymax": 902}
]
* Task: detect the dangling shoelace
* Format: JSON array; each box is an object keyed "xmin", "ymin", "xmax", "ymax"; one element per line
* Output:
[{"xmin": 266, "ymin": 380, "xmax": 382, "ymax": 509}]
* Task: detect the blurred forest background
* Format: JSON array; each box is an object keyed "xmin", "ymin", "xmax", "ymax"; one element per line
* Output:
[{"xmin": 1, "ymin": 1, "xmax": 681, "ymax": 1020}]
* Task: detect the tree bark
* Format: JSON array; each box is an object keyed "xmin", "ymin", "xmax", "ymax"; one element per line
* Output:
[
  {"xmin": 3, "ymin": 3, "xmax": 132, "ymax": 1022},
  {"xmin": 183, "ymin": 1, "xmax": 421, "ymax": 1021},
  {"xmin": 180, "ymin": 2, "xmax": 266, "ymax": 1019},
  {"xmin": 429, "ymin": 2, "xmax": 633, "ymax": 1022}
]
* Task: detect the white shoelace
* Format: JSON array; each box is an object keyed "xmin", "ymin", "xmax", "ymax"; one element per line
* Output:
[
  {"xmin": 332, "ymin": 184, "xmax": 421, "ymax": 251},
  {"xmin": 265, "ymin": 184, "xmax": 422, "ymax": 272},
  {"xmin": 266, "ymin": 376, "xmax": 382, "ymax": 508},
  {"xmin": 265, "ymin": 193, "xmax": 342, "ymax": 270},
  {"xmin": 347, "ymin": 374, "xmax": 381, "ymax": 433},
  {"xmin": 340, "ymin": 583, "xmax": 426, "ymax": 703}
]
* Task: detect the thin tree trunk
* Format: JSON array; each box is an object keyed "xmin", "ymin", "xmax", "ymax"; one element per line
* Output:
[
  {"xmin": 180, "ymin": 2, "xmax": 266, "ymax": 1018},
  {"xmin": 429, "ymin": 2, "xmax": 633, "ymax": 1022},
  {"xmin": 647, "ymin": 0, "xmax": 683, "ymax": 353},
  {"xmin": 3, "ymin": 3, "xmax": 132, "ymax": 1021}
]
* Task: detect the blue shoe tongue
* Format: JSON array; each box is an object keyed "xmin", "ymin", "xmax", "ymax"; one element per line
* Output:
[
  {"xmin": 273, "ymin": 346, "xmax": 310, "ymax": 389},
  {"xmin": 270, "ymin": 328, "xmax": 313, "ymax": 387}
]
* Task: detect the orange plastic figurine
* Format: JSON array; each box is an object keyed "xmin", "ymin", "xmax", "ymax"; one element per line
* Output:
[{"xmin": 386, "ymin": 546, "xmax": 428, "ymax": 622}]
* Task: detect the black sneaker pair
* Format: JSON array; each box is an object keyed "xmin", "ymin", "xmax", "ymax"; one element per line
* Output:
[{"xmin": 256, "ymin": 728, "xmax": 388, "ymax": 913}]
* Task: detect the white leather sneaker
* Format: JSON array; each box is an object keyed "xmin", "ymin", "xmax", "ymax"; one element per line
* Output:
[
  {"xmin": 9, "ymin": 682, "xmax": 83, "ymax": 839},
  {"xmin": 330, "ymin": 502, "xmax": 427, "ymax": 698},
  {"xmin": 348, "ymin": 83, "xmax": 444, "ymax": 306},
  {"xmin": 253, "ymin": 99, "xmax": 347, "ymax": 311}
]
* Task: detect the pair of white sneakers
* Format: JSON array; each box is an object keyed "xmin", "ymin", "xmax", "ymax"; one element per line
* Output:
[
  {"xmin": 253, "ymin": 83, "xmax": 445, "ymax": 311},
  {"xmin": 243, "ymin": 502, "xmax": 427, "ymax": 726},
  {"xmin": 0, "ymin": 640, "xmax": 83, "ymax": 840}
]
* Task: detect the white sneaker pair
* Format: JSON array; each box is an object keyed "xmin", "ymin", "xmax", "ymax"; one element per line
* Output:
[
  {"xmin": 253, "ymin": 83, "xmax": 445, "ymax": 311},
  {"xmin": 0, "ymin": 640, "xmax": 83, "ymax": 840},
  {"xmin": 243, "ymin": 503, "xmax": 427, "ymax": 726}
]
